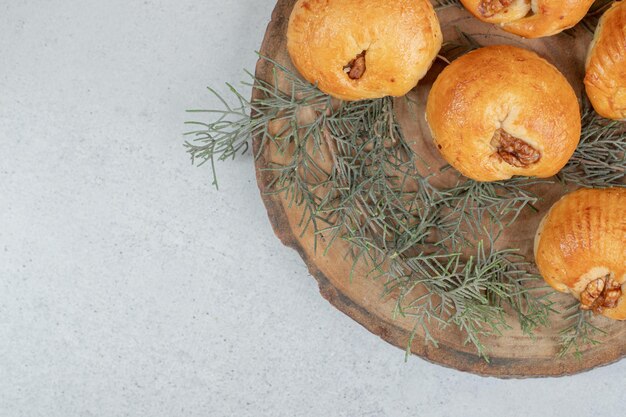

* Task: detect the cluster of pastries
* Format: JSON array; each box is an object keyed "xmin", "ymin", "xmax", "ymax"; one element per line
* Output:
[
  {"xmin": 287, "ymin": 0, "xmax": 625, "ymax": 119},
  {"xmin": 286, "ymin": 0, "xmax": 625, "ymax": 319}
]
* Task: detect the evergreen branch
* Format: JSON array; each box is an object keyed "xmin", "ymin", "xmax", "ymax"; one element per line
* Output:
[
  {"xmin": 559, "ymin": 99, "xmax": 625, "ymax": 188},
  {"xmin": 558, "ymin": 305, "xmax": 607, "ymax": 359},
  {"xmin": 394, "ymin": 244, "xmax": 544, "ymax": 360},
  {"xmin": 435, "ymin": 177, "xmax": 544, "ymax": 248}
]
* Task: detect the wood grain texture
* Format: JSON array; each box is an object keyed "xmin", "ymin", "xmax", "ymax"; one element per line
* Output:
[{"xmin": 251, "ymin": 0, "xmax": 626, "ymax": 378}]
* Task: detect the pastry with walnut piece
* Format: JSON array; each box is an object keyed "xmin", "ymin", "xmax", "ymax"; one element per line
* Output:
[
  {"xmin": 286, "ymin": 0, "xmax": 442, "ymax": 101},
  {"xmin": 534, "ymin": 188, "xmax": 626, "ymax": 320},
  {"xmin": 460, "ymin": 0, "xmax": 595, "ymax": 38},
  {"xmin": 425, "ymin": 45, "xmax": 580, "ymax": 182},
  {"xmin": 585, "ymin": 0, "xmax": 626, "ymax": 120}
]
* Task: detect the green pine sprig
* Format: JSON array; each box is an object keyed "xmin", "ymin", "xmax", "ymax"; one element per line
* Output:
[
  {"xmin": 558, "ymin": 305, "xmax": 607, "ymax": 359},
  {"xmin": 558, "ymin": 99, "xmax": 626, "ymax": 188}
]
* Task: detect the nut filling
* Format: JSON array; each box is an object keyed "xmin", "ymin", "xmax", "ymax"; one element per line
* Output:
[
  {"xmin": 478, "ymin": 0, "xmax": 514, "ymax": 17},
  {"xmin": 344, "ymin": 51, "xmax": 367, "ymax": 80},
  {"xmin": 580, "ymin": 274, "xmax": 622, "ymax": 314},
  {"xmin": 491, "ymin": 130, "xmax": 541, "ymax": 167}
]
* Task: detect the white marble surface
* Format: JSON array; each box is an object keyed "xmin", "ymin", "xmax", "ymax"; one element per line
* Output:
[{"xmin": 0, "ymin": 1, "xmax": 623, "ymax": 416}]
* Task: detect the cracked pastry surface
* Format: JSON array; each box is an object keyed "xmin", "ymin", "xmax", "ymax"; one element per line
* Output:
[
  {"xmin": 534, "ymin": 188, "xmax": 626, "ymax": 320},
  {"xmin": 286, "ymin": 0, "xmax": 442, "ymax": 101},
  {"xmin": 460, "ymin": 0, "xmax": 595, "ymax": 38},
  {"xmin": 425, "ymin": 45, "xmax": 580, "ymax": 182},
  {"xmin": 585, "ymin": 0, "xmax": 626, "ymax": 120}
]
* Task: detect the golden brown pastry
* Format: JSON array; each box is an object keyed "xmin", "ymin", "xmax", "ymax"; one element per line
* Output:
[
  {"xmin": 585, "ymin": 1, "xmax": 626, "ymax": 120},
  {"xmin": 286, "ymin": 0, "xmax": 442, "ymax": 101},
  {"xmin": 460, "ymin": 0, "xmax": 595, "ymax": 38},
  {"xmin": 534, "ymin": 188, "xmax": 626, "ymax": 320},
  {"xmin": 426, "ymin": 45, "xmax": 581, "ymax": 182}
]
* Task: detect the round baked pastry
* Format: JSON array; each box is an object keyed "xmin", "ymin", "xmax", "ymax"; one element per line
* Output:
[
  {"xmin": 585, "ymin": 1, "xmax": 626, "ymax": 120},
  {"xmin": 534, "ymin": 188, "xmax": 626, "ymax": 320},
  {"xmin": 286, "ymin": 0, "xmax": 442, "ymax": 101},
  {"xmin": 460, "ymin": 0, "xmax": 595, "ymax": 38},
  {"xmin": 426, "ymin": 45, "xmax": 581, "ymax": 182}
]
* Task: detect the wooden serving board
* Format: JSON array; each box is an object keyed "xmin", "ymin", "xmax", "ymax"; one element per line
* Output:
[{"xmin": 251, "ymin": 0, "xmax": 626, "ymax": 378}]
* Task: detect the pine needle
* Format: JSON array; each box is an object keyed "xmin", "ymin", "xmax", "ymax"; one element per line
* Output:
[{"xmin": 558, "ymin": 305, "xmax": 607, "ymax": 359}]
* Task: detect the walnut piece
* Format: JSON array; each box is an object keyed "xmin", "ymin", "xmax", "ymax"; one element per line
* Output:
[
  {"xmin": 344, "ymin": 51, "xmax": 366, "ymax": 80},
  {"xmin": 491, "ymin": 130, "xmax": 541, "ymax": 167},
  {"xmin": 580, "ymin": 274, "xmax": 622, "ymax": 314},
  {"xmin": 478, "ymin": 0, "xmax": 515, "ymax": 17}
]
